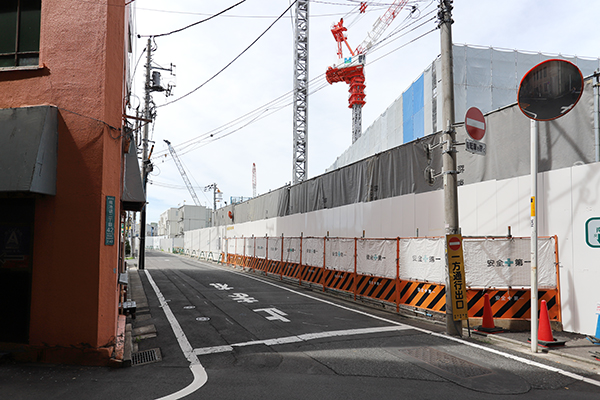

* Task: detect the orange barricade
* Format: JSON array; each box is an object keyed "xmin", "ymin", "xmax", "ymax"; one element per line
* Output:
[{"xmin": 221, "ymin": 235, "xmax": 562, "ymax": 324}]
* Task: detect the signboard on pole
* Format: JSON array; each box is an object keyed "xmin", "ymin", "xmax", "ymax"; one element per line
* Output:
[
  {"xmin": 465, "ymin": 107, "xmax": 486, "ymax": 141},
  {"xmin": 465, "ymin": 138, "xmax": 486, "ymax": 156},
  {"xmin": 446, "ymin": 234, "xmax": 468, "ymax": 321}
]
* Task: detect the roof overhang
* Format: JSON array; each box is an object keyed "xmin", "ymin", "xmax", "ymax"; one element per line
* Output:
[
  {"xmin": 122, "ymin": 141, "xmax": 146, "ymax": 211},
  {"xmin": 0, "ymin": 106, "xmax": 58, "ymax": 195}
]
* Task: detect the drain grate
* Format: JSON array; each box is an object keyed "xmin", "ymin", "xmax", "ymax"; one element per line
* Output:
[
  {"xmin": 401, "ymin": 347, "xmax": 491, "ymax": 378},
  {"xmin": 131, "ymin": 348, "xmax": 162, "ymax": 366}
]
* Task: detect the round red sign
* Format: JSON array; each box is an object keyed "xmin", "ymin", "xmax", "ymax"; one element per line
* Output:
[
  {"xmin": 448, "ymin": 237, "xmax": 461, "ymax": 251},
  {"xmin": 465, "ymin": 107, "xmax": 486, "ymax": 141}
]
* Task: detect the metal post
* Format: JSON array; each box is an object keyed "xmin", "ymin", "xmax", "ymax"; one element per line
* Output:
[
  {"xmin": 531, "ymin": 119, "xmax": 539, "ymax": 353},
  {"xmin": 594, "ymin": 71, "xmax": 599, "ymax": 162},
  {"xmin": 439, "ymin": 0, "xmax": 461, "ymax": 336},
  {"xmin": 139, "ymin": 37, "xmax": 152, "ymax": 270},
  {"xmin": 352, "ymin": 104, "xmax": 362, "ymax": 143}
]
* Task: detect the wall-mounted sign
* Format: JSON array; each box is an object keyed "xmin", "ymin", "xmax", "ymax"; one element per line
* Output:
[
  {"xmin": 585, "ymin": 217, "xmax": 600, "ymax": 248},
  {"xmin": 105, "ymin": 196, "xmax": 116, "ymax": 246}
]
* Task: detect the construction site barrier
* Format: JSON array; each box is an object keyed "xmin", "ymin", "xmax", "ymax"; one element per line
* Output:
[{"xmin": 223, "ymin": 235, "xmax": 561, "ymax": 323}]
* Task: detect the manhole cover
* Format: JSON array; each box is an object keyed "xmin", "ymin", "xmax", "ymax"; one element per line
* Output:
[
  {"xmin": 183, "ymin": 305, "xmax": 196, "ymax": 309},
  {"xmin": 196, "ymin": 317, "xmax": 210, "ymax": 321},
  {"xmin": 131, "ymin": 348, "xmax": 162, "ymax": 366}
]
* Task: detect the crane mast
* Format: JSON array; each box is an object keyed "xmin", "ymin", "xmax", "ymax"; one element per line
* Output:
[
  {"xmin": 326, "ymin": 0, "xmax": 409, "ymax": 143},
  {"xmin": 163, "ymin": 140, "xmax": 201, "ymax": 206},
  {"xmin": 292, "ymin": 0, "xmax": 309, "ymax": 184}
]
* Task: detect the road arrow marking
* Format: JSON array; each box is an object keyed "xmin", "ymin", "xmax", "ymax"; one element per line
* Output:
[{"xmin": 254, "ymin": 307, "xmax": 290, "ymax": 322}]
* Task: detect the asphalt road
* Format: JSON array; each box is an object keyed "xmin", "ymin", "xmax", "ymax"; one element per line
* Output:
[{"xmin": 2, "ymin": 250, "xmax": 600, "ymax": 399}]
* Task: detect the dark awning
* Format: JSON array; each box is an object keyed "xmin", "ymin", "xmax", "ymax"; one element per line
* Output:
[
  {"xmin": 0, "ymin": 106, "xmax": 58, "ymax": 195},
  {"xmin": 122, "ymin": 141, "xmax": 146, "ymax": 211}
]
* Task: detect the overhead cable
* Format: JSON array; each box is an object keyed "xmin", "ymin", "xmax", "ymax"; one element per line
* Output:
[
  {"xmin": 156, "ymin": 0, "xmax": 298, "ymax": 109},
  {"xmin": 149, "ymin": 0, "xmax": 247, "ymax": 38}
]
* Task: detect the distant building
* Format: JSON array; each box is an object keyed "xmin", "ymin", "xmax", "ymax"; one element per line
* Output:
[
  {"xmin": 176, "ymin": 204, "xmax": 210, "ymax": 235},
  {"xmin": 158, "ymin": 205, "xmax": 210, "ymax": 237},
  {"xmin": 158, "ymin": 208, "xmax": 180, "ymax": 237},
  {"xmin": 147, "ymin": 222, "xmax": 158, "ymax": 236}
]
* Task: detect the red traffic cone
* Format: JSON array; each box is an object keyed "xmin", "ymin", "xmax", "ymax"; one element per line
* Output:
[
  {"xmin": 475, "ymin": 293, "xmax": 503, "ymax": 333},
  {"xmin": 536, "ymin": 300, "xmax": 565, "ymax": 347}
]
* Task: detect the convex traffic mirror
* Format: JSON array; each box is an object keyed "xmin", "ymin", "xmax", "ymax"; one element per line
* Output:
[{"xmin": 518, "ymin": 59, "xmax": 583, "ymax": 121}]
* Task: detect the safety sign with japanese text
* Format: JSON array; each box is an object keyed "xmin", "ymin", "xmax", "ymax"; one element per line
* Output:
[{"xmin": 447, "ymin": 234, "xmax": 468, "ymax": 321}]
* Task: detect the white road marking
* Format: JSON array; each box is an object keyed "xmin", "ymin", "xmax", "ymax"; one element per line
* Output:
[
  {"xmin": 209, "ymin": 283, "xmax": 233, "ymax": 290},
  {"xmin": 144, "ymin": 269, "xmax": 209, "ymax": 399},
  {"xmin": 194, "ymin": 325, "xmax": 411, "ymax": 355},
  {"xmin": 254, "ymin": 307, "xmax": 291, "ymax": 322},
  {"xmin": 229, "ymin": 292, "xmax": 259, "ymax": 303},
  {"xmin": 193, "ymin": 258, "xmax": 600, "ymax": 388}
]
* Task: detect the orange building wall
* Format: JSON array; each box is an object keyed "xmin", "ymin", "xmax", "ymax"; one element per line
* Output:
[{"xmin": 0, "ymin": 0, "xmax": 127, "ymax": 359}]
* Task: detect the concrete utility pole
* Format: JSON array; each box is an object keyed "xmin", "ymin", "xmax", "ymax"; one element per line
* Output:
[
  {"xmin": 204, "ymin": 183, "xmax": 219, "ymax": 226},
  {"xmin": 139, "ymin": 37, "xmax": 152, "ymax": 270},
  {"xmin": 438, "ymin": 0, "xmax": 462, "ymax": 336}
]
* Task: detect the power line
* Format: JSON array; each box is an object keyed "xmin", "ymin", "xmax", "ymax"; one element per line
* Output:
[
  {"xmin": 156, "ymin": 1, "xmax": 298, "ymax": 109},
  {"xmin": 147, "ymin": 0, "xmax": 247, "ymax": 38}
]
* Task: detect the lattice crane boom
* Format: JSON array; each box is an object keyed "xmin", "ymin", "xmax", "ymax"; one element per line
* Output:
[{"xmin": 164, "ymin": 140, "xmax": 201, "ymax": 206}]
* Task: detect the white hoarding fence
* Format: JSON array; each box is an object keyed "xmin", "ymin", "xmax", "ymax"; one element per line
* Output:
[
  {"xmin": 303, "ymin": 237, "xmax": 324, "ymax": 267},
  {"xmin": 399, "ymin": 238, "xmax": 446, "ymax": 284},
  {"xmin": 245, "ymin": 237, "xmax": 254, "ymax": 257},
  {"xmin": 283, "ymin": 237, "xmax": 302, "ymax": 263},
  {"xmin": 184, "ymin": 230, "xmax": 559, "ymax": 291},
  {"xmin": 255, "ymin": 237, "xmax": 267, "ymax": 259},
  {"xmin": 270, "ymin": 236, "xmax": 282, "ymax": 262},
  {"xmin": 357, "ymin": 239, "xmax": 397, "ymax": 279},
  {"xmin": 463, "ymin": 237, "xmax": 557, "ymax": 288},
  {"xmin": 326, "ymin": 238, "xmax": 355, "ymax": 272}
]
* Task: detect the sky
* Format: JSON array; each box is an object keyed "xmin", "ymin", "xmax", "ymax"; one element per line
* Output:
[{"xmin": 132, "ymin": 0, "xmax": 599, "ymax": 224}]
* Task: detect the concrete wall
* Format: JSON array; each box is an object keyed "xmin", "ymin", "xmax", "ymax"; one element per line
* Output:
[{"xmin": 0, "ymin": 1, "xmax": 129, "ymax": 362}]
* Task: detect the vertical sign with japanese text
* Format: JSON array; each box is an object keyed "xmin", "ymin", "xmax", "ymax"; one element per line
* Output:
[
  {"xmin": 447, "ymin": 234, "xmax": 468, "ymax": 321},
  {"xmin": 105, "ymin": 196, "xmax": 115, "ymax": 246}
]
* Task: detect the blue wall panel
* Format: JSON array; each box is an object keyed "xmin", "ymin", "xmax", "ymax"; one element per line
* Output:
[{"xmin": 402, "ymin": 74, "xmax": 425, "ymax": 143}]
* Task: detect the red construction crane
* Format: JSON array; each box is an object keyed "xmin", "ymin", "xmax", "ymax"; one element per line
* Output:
[{"xmin": 326, "ymin": 1, "xmax": 409, "ymax": 143}]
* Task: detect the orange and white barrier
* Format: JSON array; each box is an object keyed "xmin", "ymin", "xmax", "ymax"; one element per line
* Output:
[{"xmin": 221, "ymin": 235, "xmax": 561, "ymax": 323}]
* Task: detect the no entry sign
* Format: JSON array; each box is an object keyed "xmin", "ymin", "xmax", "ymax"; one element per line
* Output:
[
  {"xmin": 448, "ymin": 236, "xmax": 462, "ymax": 251},
  {"xmin": 465, "ymin": 107, "xmax": 486, "ymax": 141}
]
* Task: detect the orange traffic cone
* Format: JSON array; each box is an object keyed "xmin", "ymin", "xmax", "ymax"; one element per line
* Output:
[
  {"xmin": 474, "ymin": 293, "xmax": 504, "ymax": 333},
  {"xmin": 536, "ymin": 300, "xmax": 565, "ymax": 347}
]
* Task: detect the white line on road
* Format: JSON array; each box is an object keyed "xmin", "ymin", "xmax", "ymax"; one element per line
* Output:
[
  {"xmin": 194, "ymin": 325, "xmax": 412, "ymax": 355},
  {"xmin": 144, "ymin": 269, "xmax": 209, "ymax": 399}
]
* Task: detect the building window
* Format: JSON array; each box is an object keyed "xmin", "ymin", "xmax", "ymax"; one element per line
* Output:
[{"xmin": 0, "ymin": 0, "xmax": 41, "ymax": 68}]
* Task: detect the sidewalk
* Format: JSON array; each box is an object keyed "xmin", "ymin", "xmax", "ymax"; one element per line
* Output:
[{"xmin": 469, "ymin": 327, "xmax": 600, "ymax": 376}]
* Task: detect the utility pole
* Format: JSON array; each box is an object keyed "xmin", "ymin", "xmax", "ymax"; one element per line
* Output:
[
  {"xmin": 204, "ymin": 183, "xmax": 220, "ymax": 226},
  {"xmin": 438, "ymin": 0, "xmax": 462, "ymax": 336},
  {"xmin": 139, "ymin": 37, "xmax": 152, "ymax": 270}
]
